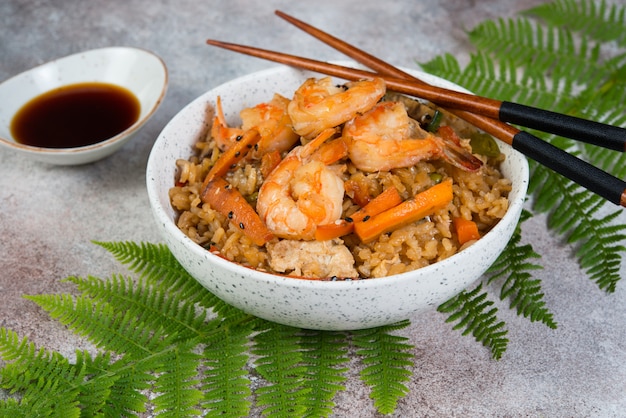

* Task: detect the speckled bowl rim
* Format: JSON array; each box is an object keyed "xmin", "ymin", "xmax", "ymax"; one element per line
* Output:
[
  {"xmin": 147, "ymin": 62, "xmax": 529, "ymax": 292},
  {"xmin": 0, "ymin": 46, "xmax": 168, "ymax": 159}
]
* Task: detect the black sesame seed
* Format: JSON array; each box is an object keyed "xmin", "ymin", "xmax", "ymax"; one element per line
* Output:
[
  {"xmin": 228, "ymin": 211, "xmax": 234, "ymax": 219},
  {"xmin": 234, "ymin": 151, "xmax": 241, "ymax": 157},
  {"xmin": 235, "ymin": 135, "xmax": 243, "ymax": 141},
  {"xmin": 362, "ymin": 215, "xmax": 371, "ymax": 222},
  {"xmin": 345, "ymin": 217, "xmax": 354, "ymax": 223},
  {"xmin": 239, "ymin": 222, "xmax": 245, "ymax": 229}
]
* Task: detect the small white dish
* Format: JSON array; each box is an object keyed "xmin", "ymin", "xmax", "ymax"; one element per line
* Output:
[
  {"xmin": 0, "ymin": 47, "xmax": 168, "ymax": 165},
  {"xmin": 147, "ymin": 63, "xmax": 529, "ymax": 331}
]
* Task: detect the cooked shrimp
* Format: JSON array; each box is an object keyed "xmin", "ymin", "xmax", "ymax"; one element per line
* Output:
[
  {"xmin": 342, "ymin": 101, "xmax": 483, "ymax": 172},
  {"xmin": 211, "ymin": 96, "xmax": 244, "ymax": 151},
  {"xmin": 240, "ymin": 93, "xmax": 300, "ymax": 157},
  {"xmin": 287, "ymin": 76, "xmax": 386, "ymax": 139},
  {"xmin": 256, "ymin": 128, "xmax": 348, "ymax": 240}
]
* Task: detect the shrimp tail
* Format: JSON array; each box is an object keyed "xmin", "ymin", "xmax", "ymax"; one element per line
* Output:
[{"xmin": 434, "ymin": 126, "xmax": 483, "ymax": 172}]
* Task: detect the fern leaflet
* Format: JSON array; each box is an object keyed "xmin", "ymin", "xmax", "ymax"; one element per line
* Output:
[
  {"xmin": 487, "ymin": 211, "xmax": 556, "ymax": 328},
  {"xmin": 351, "ymin": 320, "xmax": 413, "ymax": 414},
  {"xmin": 152, "ymin": 341, "xmax": 204, "ymax": 417},
  {"xmin": 437, "ymin": 284, "xmax": 509, "ymax": 360},
  {"xmin": 252, "ymin": 324, "xmax": 311, "ymax": 417},
  {"xmin": 202, "ymin": 321, "xmax": 254, "ymax": 417},
  {"xmin": 524, "ymin": 0, "xmax": 626, "ymax": 46},
  {"xmin": 299, "ymin": 330, "xmax": 349, "ymax": 418},
  {"xmin": 93, "ymin": 241, "xmax": 219, "ymax": 309}
]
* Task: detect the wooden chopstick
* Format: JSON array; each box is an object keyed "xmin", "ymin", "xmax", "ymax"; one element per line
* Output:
[
  {"xmin": 205, "ymin": 38, "xmax": 626, "ymax": 207},
  {"xmin": 274, "ymin": 10, "xmax": 519, "ymax": 146},
  {"xmin": 206, "ymin": 38, "xmax": 626, "ymax": 152}
]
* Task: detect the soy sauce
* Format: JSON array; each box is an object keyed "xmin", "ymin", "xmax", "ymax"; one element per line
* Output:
[{"xmin": 10, "ymin": 82, "xmax": 140, "ymax": 148}]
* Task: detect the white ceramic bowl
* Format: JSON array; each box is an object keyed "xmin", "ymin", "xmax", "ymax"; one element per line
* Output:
[
  {"xmin": 147, "ymin": 64, "xmax": 529, "ymax": 330},
  {"xmin": 0, "ymin": 47, "xmax": 168, "ymax": 165}
]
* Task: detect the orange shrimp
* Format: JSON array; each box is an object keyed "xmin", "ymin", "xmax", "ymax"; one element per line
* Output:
[
  {"xmin": 342, "ymin": 101, "xmax": 482, "ymax": 172},
  {"xmin": 211, "ymin": 96, "xmax": 244, "ymax": 151},
  {"xmin": 256, "ymin": 128, "xmax": 348, "ymax": 240},
  {"xmin": 287, "ymin": 76, "xmax": 386, "ymax": 139},
  {"xmin": 240, "ymin": 93, "xmax": 300, "ymax": 157}
]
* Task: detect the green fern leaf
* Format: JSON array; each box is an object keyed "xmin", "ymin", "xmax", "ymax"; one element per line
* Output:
[
  {"xmin": 65, "ymin": 274, "xmax": 216, "ymax": 343},
  {"xmin": 351, "ymin": 320, "xmax": 413, "ymax": 415},
  {"xmin": 152, "ymin": 342, "xmax": 204, "ymax": 417},
  {"xmin": 422, "ymin": 8, "xmax": 626, "ymax": 295},
  {"xmin": 101, "ymin": 356, "xmax": 153, "ymax": 416},
  {"xmin": 469, "ymin": 17, "xmax": 604, "ymax": 84},
  {"xmin": 0, "ymin": 397, "xmax": 26, "ymax": 416},
  {"xmin": 72, "ymin": 350, "xmax": 118, "ymax": 417},
  {"xmin": 487, "ymin": 211, "xmax": 556, "ymax": 329},
  {"xmin": 299, "ymin": 330, "xmax": 349, "ymax": 418},
  {"xmin": 25, "ymin": 292, "xmax": 177, "ymax": 359},
  {"xmin": 524, "ymin": 0, "xmax": 626, "ymax": 46},
  {"xmin": 0, "ymin": 328, "xmax": 82, "ymax": 417},
  {"xmin": 202, "ymin": 321, "xmax": 254, "ymax": 417},
  {"xmin": 438, "ymin": 284, "xmax": 509, "ymax": 360},
  {"xmin": 252, "ymin": 324, "xmax": 311, "ymax": 417},
  {"xmin": 93, "ymin": 241, "xmax": 219, "ymax": 309}
]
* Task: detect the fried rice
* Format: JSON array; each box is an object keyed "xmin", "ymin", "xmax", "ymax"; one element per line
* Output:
[{"xmin": 169, "ymin": 83, "xmax": 511, "ymax": 280}]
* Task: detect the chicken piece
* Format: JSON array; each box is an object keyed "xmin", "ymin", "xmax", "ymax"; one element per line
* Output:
[{"xmin": 267, "ymin": 238, "xmax": 358, "ymax": 278}]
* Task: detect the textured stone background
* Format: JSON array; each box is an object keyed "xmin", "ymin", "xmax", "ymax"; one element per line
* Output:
[{"xmin": 1, "ymin": 1, "xmax": 625, "ymax": 416}]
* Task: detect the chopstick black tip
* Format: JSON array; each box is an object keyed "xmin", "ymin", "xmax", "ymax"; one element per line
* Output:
[
  {"xmin": 501, "ymin": 101, "xmax": 626, "ymax": 152},
  {"xmin": 512, "ymin": 131, "xmax": 626, "ymax": 206}
]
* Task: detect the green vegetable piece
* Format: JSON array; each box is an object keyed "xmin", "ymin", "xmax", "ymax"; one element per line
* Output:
[
  {"xmin": 469, "ymin": 132, "xmax": 500, "ymax": 157},
  {"xmin": 429, "ymin": 172, "xmax": 443, "ymax": 184},
  {"xmin": 426, "ymin": 110, "xmax": 443, "ymax": 132}
]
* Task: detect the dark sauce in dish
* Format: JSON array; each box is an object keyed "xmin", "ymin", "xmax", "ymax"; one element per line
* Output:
[{"xmin": 10, "ymin": 82, "xmax": 140, "ymax": 148}]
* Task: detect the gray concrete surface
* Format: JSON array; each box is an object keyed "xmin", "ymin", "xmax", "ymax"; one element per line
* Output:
[{"xmin": 1, "ymin": 0, "xmax": 625, "ymax": 416}]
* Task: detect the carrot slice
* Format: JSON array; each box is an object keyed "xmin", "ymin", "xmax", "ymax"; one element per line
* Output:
[
  {"xmin": 202, "ymin": 128, "xmax": 261, "ymax": 189},
  {"xmin": 314, "ymin": 186, "xmax": 404, "ymax": 241},
  {"xmin": 453, "ymin": 216, "xmax": 480, "ymax": 244},
  {"xmin": 350, "ymin": 186, "xmax": 403, "ymax": 223},
  {"xmin": 354, "ymin": 179, "xmax": 453, "ymax": 243},
  {"xmin": 314, "ymin": 219, "xmax": 354, "ymax": 241},
  {"xmin": 201, "ymin": 176, "xmax": 274, "ymax": 246}
]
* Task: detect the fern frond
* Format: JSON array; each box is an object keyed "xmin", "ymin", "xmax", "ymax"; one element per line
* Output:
[
  {"xmin": 438, "ymin": 284, "xmax": 509, "ymax": 360},
  {"xmin": 351, "ymin": 320, "xmax": 413, "ymax": 415},
  {"xmin": 469, "ymin": 17, "xmax": 604, "ymax": 83},
  {"xmin": 202, "ymin": 321, "xmax": 254, "ymax": 417},
  {"xmin": 487, "ymin": 211, "xmax": 556, "ymax": 329},
  {"xmin": 72, "ymin": 350, "xmax": 118, "ymax": 417},
  {"xmin": 25, "ymin": 293, "xmax": 176, "ymax": 358},
  {"xmin": 525, "ymin": 0, "xmax": 626, "ymax": 46},
  {"xmin": 0, "ymin": 328, "xmax": 82, "ymax": 416},
  {"xmin": 100, "ymin": 356, "xmax": 152, "ymax": 416},
  {"xmin": 152, "ymin": 341, "xmax": 204, "ymax": 417},
  {"xmin": 65, "ymin": 274, "xmax": 216, "ymax": 343},
  {"xmin": 298, "ymin": 330, "xmax": 349, "ymax": 418},
  {"xmin": 252, "ymin": 324, "xmax": 310, "ymax": 417},
  {"xmin": 0, "ymin": 397, "xmax": 26, "ymax": 417},
  {"xmin": 93, "ymin": 241, "xmax": 219, "ymax": 310},
  {"xmin": 569, "ymin": 210, "xmax": 626, "ymax": 292}
]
